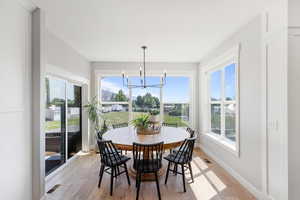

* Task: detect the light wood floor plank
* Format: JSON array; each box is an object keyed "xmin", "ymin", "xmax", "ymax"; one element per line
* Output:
[{"xmin": 45, "ymin": 148, "xmax": 256, "ymax": 200}]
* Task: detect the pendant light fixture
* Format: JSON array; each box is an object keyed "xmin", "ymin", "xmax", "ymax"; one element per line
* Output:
[{"xmin": 122, "ymin": 46, "xmax": 166, "ymax": 88}]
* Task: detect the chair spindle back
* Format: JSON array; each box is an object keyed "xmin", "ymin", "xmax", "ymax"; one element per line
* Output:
[
  {"xmin": 97, "ymin": 140, "xmax": 122, "ymax": 165},
  {"xmin": 133, "ymin": 142, "xmax": 164, "ymax": 172},
  {"xmin": 174, "ymin": 137, "xmax": 196, "ymax": 163}
]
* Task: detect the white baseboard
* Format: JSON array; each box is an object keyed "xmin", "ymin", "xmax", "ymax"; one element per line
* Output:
[{"xmin": 199, "ymin": 144, "xmax": 270, "ymax": 200}]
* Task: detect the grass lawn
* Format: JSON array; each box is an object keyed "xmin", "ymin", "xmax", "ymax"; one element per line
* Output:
[
  {"xmin": 103, "ymin": 111, "xmax": 130, "ymax": 125},
  {"xmin": 46, "ymin": 112, "xmax": 189, "ymax": 132},
  {"xmin": 102, "ymin": 111, "xmax": 189, "ymax": 127},
  {"xmin": 46, "ymin": 117, "xmax": 80, "ymax": 131},
  {"xmin": 164, "ymin": 114, "xmax": 188, "ymax": 127}
]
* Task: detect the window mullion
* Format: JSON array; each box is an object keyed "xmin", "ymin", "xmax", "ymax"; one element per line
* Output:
[
  {"xmin": 129, "ymin": 87, "xmax": 132, "ymax": 121},
  {"xmin": 208, "ymin": 74, "xmax": 212, "ymax": 133},
  {"xmin": 160, "ymin": 85, "xmax": 163, "ymax": 124},
  {"xmin": 208, "ymin": 103, "xmax": 212, "ymax": 133},
  {"xmin": 221, "ymin": 68, "xmax": 226, "ymax": 138}
]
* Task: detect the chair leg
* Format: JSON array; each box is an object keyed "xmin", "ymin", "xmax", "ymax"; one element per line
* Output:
[
  {"xmin": 98, "ymin": 164, "xmax": 102, "ymax": 176},
  {"xmin": 155, "ymin": 172, "xmax": 161, "ymax": 200},
  {"xmin": 165, "ymin": 162, "xmax": 171, "ymax": 184},
  {"xmin": 116, "ymin": 166, "xmax": 120, "ymax": 177},
  {"xmin": 124, "ymin": 163, "xmax": 131, "ymax": 185},
  {"xmin": 110, "ymin": 167, "xmax": 114, "ymax": 196},
  {"xmin": 136, "ymin": 173, "xmax": 141, "ymax": 200},
  {"xmin": 181, "ymin": 164, "xmax": 186, "ymax": 192},
  {"xmin": 188, "ymin": 162, "xmax": 194, "ymax": 183},
  {"xmin": 173, "ymin": 164, "xmax": 177, "ymax": 175},
  {"xmin": 135, "ymin": 173, "xmax": 138, "ymax": 188},
  {"xmin": 98, "ymin": 164, "xmax": 105, "ymax": 188}
]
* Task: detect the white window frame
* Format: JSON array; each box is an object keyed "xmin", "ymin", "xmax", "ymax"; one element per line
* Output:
[
  {"xmin": 201, "ymin": 46, "xmax": 240, "ymax": 156},
  {"xmin": 99, "ymin": 76, "xmax": 130, "ymax": 126},
  {"xmin": 96, "ymin": 70, "xmax": 196, "ymax": 128},
  {"xmin": 162, "ymin": 76, "xmax": 192, "ymax": 127}
]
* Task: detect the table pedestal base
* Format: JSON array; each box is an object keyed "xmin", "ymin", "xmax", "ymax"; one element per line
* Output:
[{"xmin": 128, "ymin": 160, "xmax": 167, "ymax": 181}]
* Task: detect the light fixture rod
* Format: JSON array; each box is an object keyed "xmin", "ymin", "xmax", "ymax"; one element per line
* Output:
[
  {"xmin": 122, "ymin": 46, "xmax": 166, "ymax": 89},
  {"xmin": 142, "ymin": 46, "xmax": 146, "ymax": 88}
]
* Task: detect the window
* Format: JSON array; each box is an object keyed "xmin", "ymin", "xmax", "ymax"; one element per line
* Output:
[
  {"xmin": 163, "ymin": 77, "xmax": 190, "ymax": 127},
  {"xmin": 204, "ymin": 47, "xmax": 239, "ymax": 153},
  {"xmin": 131, "ymin": 77, "xmax": 161, "ymax": 119},
  {"xmin": 208, "ymin": 63, "xmax": 238, "ymax": 145},
  {"xmin": 99, "ymin": 75, "xmax": 192, "ymax": 128},
  {"xmin": 100, "ymin": 77, "xmax": 129, "ymax": 126}
]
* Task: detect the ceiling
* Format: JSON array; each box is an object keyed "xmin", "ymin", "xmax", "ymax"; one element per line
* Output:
[{"xmin": 33, "ymin": 0, "xmax": 267, "ymax": 62}]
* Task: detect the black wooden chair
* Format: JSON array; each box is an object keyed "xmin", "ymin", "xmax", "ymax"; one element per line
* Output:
[
  {"xmin": 133, "ymin": 142, "xmax": 164, "ymax": 200},
  {"xmin": 96, "ymin": 130, "xmax": 122, "ymax": 155},
  {"xmin": 112, "ymin": 122, "xmax": 129, "ymax": 129},
  {"xmin": 97, "ymin": 139, "xmax": 131, "ymax": 196},
  {"xmin": 172, "ymin": 127, "xmax": 196, "ymax": 154},
  {"xmin": 186, "ymin": 127, "xmax": 195, "ymax": 137},
  {"xmin": 112, "ymin": 122, "xmax": 129, "ymax": 154},
  {"xmin": 171, "ymin": 128, "xmax": 196, "ymax": 173},
  {"xmin": 164, "ymin": 137, "xmax": 196, "ymax": 192},
  {"xmin": 162, "ymin": 122, "xmax": 178, "ymax": 128}
]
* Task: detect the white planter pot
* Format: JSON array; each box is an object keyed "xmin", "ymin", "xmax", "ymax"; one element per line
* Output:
[{"xmin": 150, "ymin": 115, "xmax": 159, "ymax": 122}]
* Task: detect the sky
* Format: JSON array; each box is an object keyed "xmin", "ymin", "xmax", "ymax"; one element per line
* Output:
[
  {"xmin": 48, "ymin": 63, "xmax": 235, "ymax": 103},
  {"xmin": 48, "ymin": 77, "xmax": 78, "ymax": 101},
  {"xmin": 101, "ymin": 76, "xmax": 190, "ymax": 103},
  {"xmin": 210, "ymin": 63, "xmax": 236, "ymax": 101}
]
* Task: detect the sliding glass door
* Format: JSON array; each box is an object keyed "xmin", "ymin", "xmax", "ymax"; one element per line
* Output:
[
  {"xmin": 45, "ymin": 77, "xmax": 66, "ymax": 175},
  {"xmin": 67, "ymin": 83, "xmax": 82, "ymax": 159},
  {"xmin": 45, "ymin": 77, "xmax": 82, "ymax": 175}
]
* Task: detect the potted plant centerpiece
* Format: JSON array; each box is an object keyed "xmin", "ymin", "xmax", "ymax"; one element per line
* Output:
[
  {"xmin": 131, "ymin": 114, "xmax": 152, "ymax": 135},
  {"xmin": 149, "ymin": 109, "xmax": 160, "ymax": 122},
  {"xmin": 131, "ymin": 114, "xmax": 160, "ymax": 135}
]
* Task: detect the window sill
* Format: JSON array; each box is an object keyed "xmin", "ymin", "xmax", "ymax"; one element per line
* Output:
[{"xmin": 203, "ymin": 132, "xmax": 239, "ymax": 157}]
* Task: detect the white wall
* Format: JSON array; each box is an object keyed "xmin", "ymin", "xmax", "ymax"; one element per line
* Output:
[
  {"xmin": 288, "ymin": 1, "xmax": 300, "ymax": 199},
  {"xmin": 288, "ymin": 0, "xmax": 300, "ymax": 27},
  {"xmin": 46, "ymin": 30, "xmax": 91, "ymax": 81},
  {"xmin": 45, "ymin": 29, "xmax": 91, "ymax": 153},
  {"xmin": 199, "ymin": 16, "xmax": 264, "ymax": 197},
  {"xmin": 288, "ymin": 32, "xmax": 300, "ymax": 200},
  {"xmin": 92, "ymin": 61, "xmax": 198, "ymax": 72},
  {"xmin": 0, "ymin": 0, "xmax": 32, "ymax": 199},
  {"xmin": 263, "ymin": 1, "xmax": 288, "ymax": 199}
]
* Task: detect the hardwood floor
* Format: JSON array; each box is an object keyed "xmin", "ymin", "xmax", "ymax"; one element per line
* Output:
[{"xmin": 45, "ymin": 148, "xmax": 255, "ymax": 200}]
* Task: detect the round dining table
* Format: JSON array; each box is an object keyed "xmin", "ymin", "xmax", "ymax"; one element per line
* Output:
[{"xmin": 102, "ymin": 126, "xmax": 190, "ymax": 180}]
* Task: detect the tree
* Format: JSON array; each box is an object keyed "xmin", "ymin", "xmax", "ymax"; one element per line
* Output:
[
  {"xmin": 51, "ymin": 98, "xmax": 65, "ymax": 105},
  {"xmin": 143, "ymin": 93, "xmax": 155, "ymax": 108},
  {"xmin": 153, "ymin": 97, "xmax": 160, "ymax": 108},
  {"xmin": 133, "ymin": 93, "xmax": 160, "ymax": 111},
  {"xmin": 135, "ymin": 95, "xmax": 144, "ymax": 108},
  {"xmin": 74, "ymin": 86, "xmax": 81, "ymax": 105},
  {"xmin": 169, "ymin": 104, "xmax": 182, "ymax": 116},
  {"xmin": 114, "ymin": 90, "xmax": 127, "ymax": 101}
]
